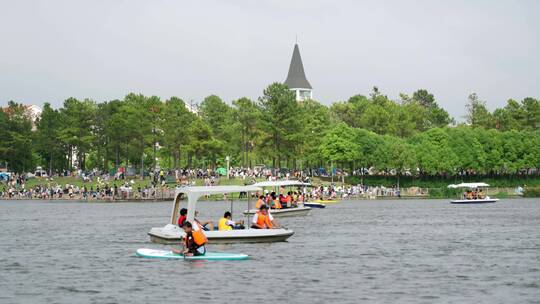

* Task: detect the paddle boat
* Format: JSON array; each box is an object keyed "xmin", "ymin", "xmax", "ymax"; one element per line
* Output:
[
  {"xmin": 242, "ymin": 180, "xmax": 311, "ymax": 217},
  {"xmin": 448, "ymin": 182, "xmax": 500, "ymax": 204},
  {"xmin": 136, "ymin": 248, "xmax": 249, "ymax": 261},
  {"xmin": 303, "ymin": 201, "xmax": 326, "ymax": 208},
  {"xmin": 148, "ymin": 185, "xmax": 294, "ymax": 244}
]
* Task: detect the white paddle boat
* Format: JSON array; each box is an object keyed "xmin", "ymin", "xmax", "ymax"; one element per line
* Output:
[
  {"xmin": 148, "ymin": 185, "xmax": 294, "ymax": 244},
  {"xmin": 242, "ymin": 180, "xmax": 312, "ymax": 217},
  {"xmin": 448, "ymin": 182, "xmax": 500, "ymax": 204}
]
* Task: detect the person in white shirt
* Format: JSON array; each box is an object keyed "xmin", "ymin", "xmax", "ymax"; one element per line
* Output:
[{"xmin": 251, "ymin": 205, "xmax": 280, "ymax": 229}]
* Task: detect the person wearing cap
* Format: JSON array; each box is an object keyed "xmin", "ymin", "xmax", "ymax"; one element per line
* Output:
[{"xmin": 251, "ymin": 205, "xmax": 280, "ymax": 229}]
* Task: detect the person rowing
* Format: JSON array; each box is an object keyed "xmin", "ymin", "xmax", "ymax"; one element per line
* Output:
[{"xmin": 172, "ymin": 221, "xmax": 207, "ymax": 256}]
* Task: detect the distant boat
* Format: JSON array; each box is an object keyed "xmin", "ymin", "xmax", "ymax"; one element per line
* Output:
[
  {"xmin": 304, "ymin": 202, "xmax": 326, "ymax": 208},
  {"xmin": 447, "ymin": 182, "xmax": 500, "ymax": 204},
  {"xmin": 243, "ymin": 180, "xmax": 312, "ymax": 217}
]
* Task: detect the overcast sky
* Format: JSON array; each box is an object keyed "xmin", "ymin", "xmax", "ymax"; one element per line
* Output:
[{"xmin": 1, "ymin": 0, "xmax": 539, "ymax": 119}]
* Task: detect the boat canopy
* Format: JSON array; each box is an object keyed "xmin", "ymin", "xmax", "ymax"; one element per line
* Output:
[
  {"xmin": 253, "ymin": 180, "xmax": 311, "ymax": 187},
  {"xmin": 448, "ymin": 182, "xmax": 490, "ymax": 189},
  {"xmin": 171, "ymin": 185, "xmax": 262, "ymax": 225}
]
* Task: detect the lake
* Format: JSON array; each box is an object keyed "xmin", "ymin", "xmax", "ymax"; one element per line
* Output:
[{"xmin": 1, "ymin": 198, "xmax": 539, "ymax": 303}]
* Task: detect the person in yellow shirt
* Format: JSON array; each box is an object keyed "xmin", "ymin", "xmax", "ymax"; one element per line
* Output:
[{"xmin": 218, "ymin": 211, "xmax": 244, "ymax": 230}]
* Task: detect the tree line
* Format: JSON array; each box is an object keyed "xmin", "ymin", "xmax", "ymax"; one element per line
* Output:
[{"xmin": 1, "ymin": 83, "xmax": 539, "ymax": 177}]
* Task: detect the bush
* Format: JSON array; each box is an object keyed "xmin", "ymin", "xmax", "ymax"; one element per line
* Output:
[
  {"xmin": 428, "ymin": 187, "xmax": 461, "ymax": 199},
  {"xmin": 494, "ymin": 191, "xmax": 509, "ymax": 199},
  {"xmin": 523, "ymin": 187, "xmax": 540, "ymax": 197}
]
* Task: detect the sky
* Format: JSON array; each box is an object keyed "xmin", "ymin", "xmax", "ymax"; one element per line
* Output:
[{"xmin": 0, "ymin": 0, "xmax": 539, "ymax": 119}]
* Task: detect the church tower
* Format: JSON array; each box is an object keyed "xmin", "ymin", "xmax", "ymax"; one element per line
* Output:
[{"xmin": 284, "ymin": 43, "xmax": 312, "ymax": 101}]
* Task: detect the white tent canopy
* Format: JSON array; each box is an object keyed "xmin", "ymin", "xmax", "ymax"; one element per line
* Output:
[
  {"xmin": 253, "ymin": 180, "xmax": 311, "ymax": 187},
  {"xmin": 172, "ymin": 185, "xmax": 262, "ymax": 224},
  {"xmin": 448, "ymin": 182, "xmax": 490, "ymax": 189}
]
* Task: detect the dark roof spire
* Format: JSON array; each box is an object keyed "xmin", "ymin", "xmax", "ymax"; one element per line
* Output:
[{"xmin": 284, "ymin": 43, "xmax": 312, "ymax": 89}]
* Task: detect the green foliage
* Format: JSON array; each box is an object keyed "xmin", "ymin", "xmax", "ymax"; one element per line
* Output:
[
  {"xmin": 160, "ymin": 97, "xmax": 196, "ymax": 168},
  {"xmin": 1, "ymin": 84, "xmax": 539, "ymax": 180},
  {"xmin": 319, "ymin": 123, "xmax": 359, "ymax": 163},
  {"xmin": 465, "ymin": 93, "xmax": 494, "ymax": 128},
  {"xmin": 428, "ymin": 187, "xmax": 462, "ymax": 199},
  {"xmin": 0, "ymin": 101, "xmax": 34, "ymax": 172},
  {"xmin": 523, "ymin": 187, "xmax": 540, "ymax": 197},
  {"xmin": 258, "ymin": 83, "xmax": 300, "ymax": 167},
  {"xmin": 232, "ymin": 97, "xmax": 261, "ymax": 167}
]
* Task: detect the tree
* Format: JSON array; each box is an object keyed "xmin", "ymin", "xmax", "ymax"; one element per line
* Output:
[
  {"xmin": 465, "ymin": 93, "xmax": 494, "ymax": 128},
  {"xmin": 410, "ymin": 128, "xmax": 457, "ymax": 176},
  {"xmin": 199, "ymin": 95, "xmax": 234, "ymax": 156},
  {"xmin": 122, "ymin": 93, "xmax": 162, "ymax": 178},
  {"xmin": 258, "ymin": 83, "xmax": 300, "ymax": 168},
  {"xmin": 500, "ymin": 130, "xmax": 526, "ymax": 174},
  {"xmin": 319, "ymin": 123, "xmax": 359, "ymax": 170},
  {"xmin": 296, "ymin": 99, "xmax": 334, "ymax": 167},
  {"xmin": 58, "ymin": 98, "xmax": 96, "ymax": 171},
  {"xmin": 354, "ymin": 128, "xmax": 381, "ymax": 174},
  {"xmin": 373, "ymin": 135, "xmax": 416, "ymax": 186},
  {"xmin": 187, "ymin": 118, "xmax": 223, "ymax": 168},
  {"xmin": 446, "ymin": 126, "xmax": 486, "ymax": 175},
  {"xmin": 0, "ymin": 101, "xmax": 34, "ymax": 172},
  {"xmin": 411, "ymin": 89, "xmax": 452, "ymax": 128},
  {"xmin": 330, "ymin": 95, "xmax": 370, "ymax": 128},
  {"xmin": 232, "ymin": 97, "xmax": 261, "ymax": 167},
  {"xmin": 35, "ymin": 103, "xmax": 62, "ymax": 175},
  {"xmin": 160, "ymin": 97, "xmax": 196, "ymax": 168}
]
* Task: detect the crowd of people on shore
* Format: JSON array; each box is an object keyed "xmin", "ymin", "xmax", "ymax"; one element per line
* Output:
[
  {"xmin": 0, "ymin": 172, "xmax": 176, "ymax": 200},
  {"xmin": 0, "ymin": 166, "xmax": 424, "ymax": 201}
]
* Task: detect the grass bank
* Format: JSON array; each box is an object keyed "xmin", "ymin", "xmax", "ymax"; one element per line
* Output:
[{"xmin": 341, "ymin": 175, "xmax": 540, "ymax": 188}]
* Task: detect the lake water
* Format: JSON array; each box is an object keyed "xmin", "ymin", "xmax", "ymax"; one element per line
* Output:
[{"xmin": 1, "ymin": 198, "xmax": 539, "ymax": 303}]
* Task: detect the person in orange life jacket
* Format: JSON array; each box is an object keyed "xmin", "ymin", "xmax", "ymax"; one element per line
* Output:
[
  {"xmin": 286, "ymin": 191, "xmax": 294, "ymax": 207},
  {"xmin": 255, "ymin": 195, "xmax": 265, "ymax": 209},
  {"xmin": 270, "ymin": 194, "xmax": 282, "ymax": 209},
  {"xmin": 251, "ymin": 205, "xmax": 280, "ymax": 229},
  {"xmin": 172, "ymin": 221, "xmax": 207, "ymax": 256},
  {"xmin": 177, "ymin": 208, "xmax": 187, "ymax": 227},
  {"xmin": 194, "ymin": 210, "xmax": 214, "ymax": 231}
]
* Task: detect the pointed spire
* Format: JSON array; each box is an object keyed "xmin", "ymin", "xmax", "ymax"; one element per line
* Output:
[{"xmin": 284, "ymin": 43, "xmax": 312, "ymax": 89}]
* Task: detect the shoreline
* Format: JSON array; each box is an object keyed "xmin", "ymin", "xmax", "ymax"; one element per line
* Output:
[{"xmin": 0, "ymin": 194, "xmax": 525, "ymax": 202}]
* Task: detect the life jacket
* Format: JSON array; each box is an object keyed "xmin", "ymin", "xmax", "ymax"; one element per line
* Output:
[
  {"xmin": 286, "ymin": 195, "xmax": 292, "ymax": 203},
  {"xmin": 218, "ymin": 217, "xmax": 232, "ymax": 231},
  {"xmin": 191, "ymin": 222, "xmax": 208, "ymax": 246},
  {"xmin": 271, "ymin": 199, "xmax": 282, "ymax": 209},
  {"xmin": 255, "ymin": 199, "xmax": 264, "ymax": 209},
  {"xmin": 256, "ymin": 211, "xmax": 273, "ymax": 229}
]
